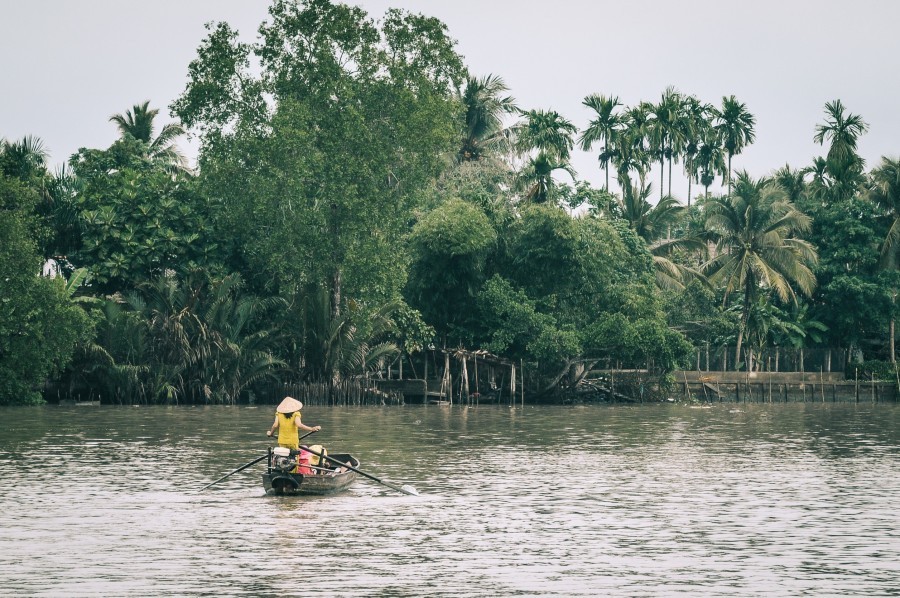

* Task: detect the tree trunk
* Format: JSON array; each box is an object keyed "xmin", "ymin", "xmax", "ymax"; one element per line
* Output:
[
  {"xmin": 668, "ymin": 155, "xmax": 673, "ymax": 198},
  {"xmin": 891, "ymin": 318, "xmax": 897, "ymax": 363},
  {"xmin": 330, "ymin": 202, "xmax": 341, "ymax": 319},
  {"xmin": 687, "ymin": 174, "xmax": 692, "ymax": 207},
  {"xmin": 727, "ymin": 154, "xmax": 733, "ymax": 193},
  {"xmin": 660, "ymin": 157, "xmax": 665, "ymax": 201},
  {"xmin": 735, "ymin": 284, "xmax": 752, "ymax": 371}
]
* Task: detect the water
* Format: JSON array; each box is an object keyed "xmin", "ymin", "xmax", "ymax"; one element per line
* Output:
[{"xmin": 1, "ymin": 403, "xmax": 899, "ymax": 596}]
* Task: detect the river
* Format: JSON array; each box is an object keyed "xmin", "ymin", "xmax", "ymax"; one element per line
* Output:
[{"xmin": 1, "ymin": 403, "xmax": 898, "ymax": 596}]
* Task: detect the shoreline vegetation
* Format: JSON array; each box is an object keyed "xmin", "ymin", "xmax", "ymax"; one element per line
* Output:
[{"xmin": 3, "ymin": 0, "xmax": 900, "ymax": 407}]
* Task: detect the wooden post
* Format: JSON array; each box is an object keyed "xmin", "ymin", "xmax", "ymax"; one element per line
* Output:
[
  {"xmin": 423, "ymin": 354, "xmax": 428, "ymax": 404},
  {"xmin": 820, "ymin": 367, "xmax": 825, "ymax": 402},
  {"xmin": 399, "ymin": 355, "xmax": 403, "ymax": 380},
  {"xmin": 855, "ymin": 368, "xmax": 859, "ymax": 403},
  {"xmin": 510, "ymin": 363, "xmax": 516, "ymax": 408},
  {"xmin": 520, "ymin": 359, "xmax": 525, "ymax": 407}
]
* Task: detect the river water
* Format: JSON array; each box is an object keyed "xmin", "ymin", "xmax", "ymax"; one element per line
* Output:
[{"xmin": 1, "ymin": 403, "xmax": 898, "ymax": 597}]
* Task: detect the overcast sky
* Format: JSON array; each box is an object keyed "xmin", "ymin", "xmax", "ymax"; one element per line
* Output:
[{"xmin": 3, "ymin": 0, "xmax": 899, "ymax": 199}]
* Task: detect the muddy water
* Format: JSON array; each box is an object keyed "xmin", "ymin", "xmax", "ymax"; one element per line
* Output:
[{"xmin": 1, "ymin": 403, "xmax": 898, "ymax": 596}]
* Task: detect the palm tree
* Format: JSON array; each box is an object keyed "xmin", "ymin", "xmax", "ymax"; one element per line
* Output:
[
  {"xmin": 459, "ymin": 74, "xmax": 518, "ymax": 162},
  {"xmin": 514, "ymin": 109, "xmax": 578, "ymax": 203},
  {"xmin": 713, "ymin": 96, "xmax": 756, "ymax": 192},
  {"xmin": 612, "ymin": 104, "xmax": 652, "ymax": 188},
  {"xmin": 517, "ymin": 152, "xmax": 576, "ymax": 203},
  {"xmin": 618, "ymin": 182, "xmax": 704, "ymax": 290},
  {"xmin": 678, "ymin": 96, "xmax": 714, "ymax": 206},
  {"xmin": 579, "ymin": 94, "xmax": 624, "ymax": 191},
  {"xmin": 869, "ymin": 156, "xmax": 900, "ymax": 361},
  {"xmin": 695, "ymin": 128, "xmax": 726, "ymax": 199},
  {"xmin": 813, "ymin": 99, "xmax": 868, "ymax": 173},
  {"xmin": 514, "ymin": 109, "xmax": 578, "ymax": 160},
  {"xmin": 646, "ymin": 86, "xmax": 684, "ymax": 201},
  {"xmin": 703, "ymin": 172, "xmax": 818, "ymax": 369},
  {"xmin": 0, "ymin": 135, "xmax": 49, "ymax": 181},
  {"xmin": 109, "ymin": 101, "xmax": 189, "ymax": 171}
]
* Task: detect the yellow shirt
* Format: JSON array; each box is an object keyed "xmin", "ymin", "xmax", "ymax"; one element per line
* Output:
[{"xmin": 276, "ymin": 412, "xmax": 301, "ymax": 449}]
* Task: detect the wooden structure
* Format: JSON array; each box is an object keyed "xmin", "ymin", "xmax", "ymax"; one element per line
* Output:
[{"xmin": 374, "ymin": 348, "xmax": 524, "ymax": 406}]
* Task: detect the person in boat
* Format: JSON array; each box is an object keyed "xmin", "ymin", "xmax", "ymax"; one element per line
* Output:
[{"xmin": 266, "ymin": 396, "xmax": 321, "ymax": 450}]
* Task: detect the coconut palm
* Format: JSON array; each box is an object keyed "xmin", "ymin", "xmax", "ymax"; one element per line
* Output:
[
  {"xmin": 579, "ymin": 94, "xmax": 624, "ymax": 190},
  {"xmin": 618, "ymin": 182, "xmax": 705, "ymax": 290},
  {"xmin": 458, "ymin": 74, "xmax": 518, "ymax": 162},
  {"xmin": 703, "ymin": 172, "xmax": 818, "ymax": 369},
  {"xmin": 109, "ymin": 101, "xmax": 189, "ymax": 171},
  {"xmin": 713, "ymin": 96, "xmax": 756, "ymax": 192}
]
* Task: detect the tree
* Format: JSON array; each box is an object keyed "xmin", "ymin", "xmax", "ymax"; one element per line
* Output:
[
  {"xmin": 172, "ymin": 0, "xmax": 466, "ymax": 317},
  {"xmin": 870, "ymin": 156, "xmax": 900, "ymax": 361},
  {"xmin": 678, "ymin": 95, "xmax": 714, "ymax": 206},
  {"xmin": 69, "ymin": 138, "xmax": 221, "ymax": 295},
  {"xmin": 0, "ymin": 175, "xmax": 92, "ymax": 404},
  {"xmin": 616, "ymin": 182, "xmax": 704, "ymax": 290},
  {"xmin": 646, "ymin": 86, "xmax": 684, "ymax": 201},
  {"xmin": 459, "ymin": 74, "xmax": 517, "ymax": 162},
  {"xmin": 579, "ymin": 94, "xmax": 624, "ymax": 191},
  {"xmin": 695, "ymin": 129, "xmax": 726, "ymax": 199},
  {"xmin": 513, "ymin": 109, "xmax": 578, "ymax": 204},
  {"xmin": 713, "ymin": 96, "xmax": 756, "ymax": 192},
  {"xmin": 613, "ymin": 103, "xmax": 652, "ymax": 188},
  {"xmin": 703, "ymin": 172, "xmax": 818, "ymax": 369},
  {"xmin": 813, "ymin": 99, "xmax": 869, "ymax": 174},
  {"xmin": 109, "ymin": 101, "xmax": 189, "ymax": 172},
  {"xmin": 405, "ymin": 199, "xmax": 497, "ymax": 341}
]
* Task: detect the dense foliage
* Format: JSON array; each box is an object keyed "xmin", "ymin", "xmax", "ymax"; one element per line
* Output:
[{"xmin": 3, "ymin": 0, "xmax": 900, "ymax": 405}]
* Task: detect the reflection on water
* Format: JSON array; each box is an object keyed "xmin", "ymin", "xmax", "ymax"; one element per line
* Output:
[{"xmin": 1, "ymin": 404, "xmax": 899, "ymax": 596}]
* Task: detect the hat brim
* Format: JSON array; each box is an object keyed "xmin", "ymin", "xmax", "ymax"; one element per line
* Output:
[{"xmin": 276, "ymin": 397, "xmax": 303, "ymax": 413}]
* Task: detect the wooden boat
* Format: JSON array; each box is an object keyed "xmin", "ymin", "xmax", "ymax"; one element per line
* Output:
[{"xmin": 262, "ymin": 447, "xmax": 359, "ymax": 496}]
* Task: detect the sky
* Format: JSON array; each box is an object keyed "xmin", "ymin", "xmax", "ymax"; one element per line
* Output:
[{"xmin": 3, "ymin": 0, "xmax": 899, "ymax": 200}]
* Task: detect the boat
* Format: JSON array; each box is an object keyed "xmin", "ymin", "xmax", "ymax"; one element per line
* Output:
[{"xmin": 262, "ymin": 446, "xmax": 359, "ymax": 495}]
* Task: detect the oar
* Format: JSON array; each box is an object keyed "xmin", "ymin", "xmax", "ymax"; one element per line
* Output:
[
  {"xmin": 198, "ymin": 429, "xmax": 318, "ymax": 492},
  {"xmin": 300, "ymin": 444, "xmax": 419, "ymax": 496}
]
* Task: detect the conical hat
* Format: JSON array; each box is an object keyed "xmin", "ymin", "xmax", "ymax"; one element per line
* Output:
[{"xmin": 276, "ymin": 396, "xmax": 303, "ymax": 413}]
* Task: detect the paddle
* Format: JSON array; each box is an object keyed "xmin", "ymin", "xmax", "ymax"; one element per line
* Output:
[
  {"xmin": 198, "ymin": 429, "xmax": 318, "ymax": 492},
  {"xmin": 299, "ymin": 444, "xmax": 419, "ymax": 496}
]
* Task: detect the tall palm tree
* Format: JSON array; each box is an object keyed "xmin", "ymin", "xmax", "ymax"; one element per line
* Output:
[
  {"xmin": 109, "ymin": 101, "xmax": 189, "ymax": 171},
  {"xmin": 612, "ymin": 103, "xmax": 652, "ymax": 188},
  {"xmin": 869, "ymin": 156, "xmax": 900, "ymax": 361},
  {"xmin": 703, "ymin": 172, "xmax": 818, "ymax": 369},
  {"xmin": 458, "ymin": 74, "xmax": 518, "ymax": 162},
  {"xmin": 813, "ymin": 99, "xmax": 868, "ymax": 173},
  {"xmin": 514, "ymin": 109, "xmax": 578, "ymax": 203},
  {"xmin": 678, "ymin": 96, "xmax": 713, "ymax": 207},
  {"xmin": 579, "ymin": 94, "xmax": 624, "ymax": 191},
  {"xmin": 694, "ymin": 129, "xmax": 726, "ymax": 199},
  {"xmin": 713, "ymin": 96, "xmax": 756, "ymax": 192},
  {"xmin": 646, "ymin": 86, "xmax": 684, "ymax": 201}
]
